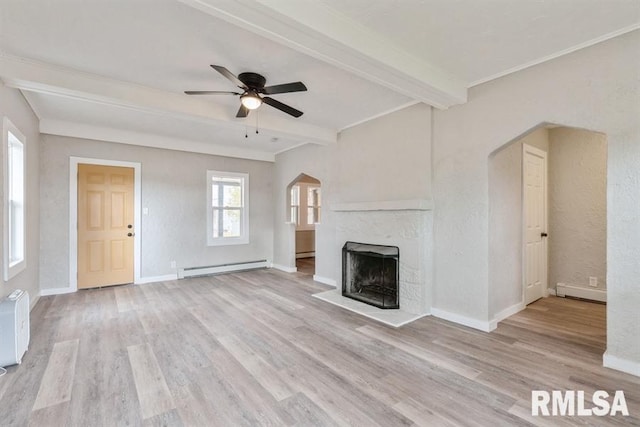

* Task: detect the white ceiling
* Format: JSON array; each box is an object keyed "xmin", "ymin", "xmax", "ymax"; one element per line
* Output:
[{"xmin": 0, "ymin": 0, "xmax": 638, "ymax": 160}]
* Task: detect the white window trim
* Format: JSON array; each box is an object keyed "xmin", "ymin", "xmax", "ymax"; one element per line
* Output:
[
  {"xmin": 296, "ymin": 183, "xmax": 321, "ymax": 231},
  {"xmin": 207, "ymin": 170, "xmax": 249, "ymax": 246},
  {"xmin": 3, "ymin": 117, "xmax": 26, "ymax": 281}
]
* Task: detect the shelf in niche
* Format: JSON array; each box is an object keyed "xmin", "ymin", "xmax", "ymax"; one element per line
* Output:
[{"xmin": 330, "ymin": 199, "xmax": 432, "ymax": 212}]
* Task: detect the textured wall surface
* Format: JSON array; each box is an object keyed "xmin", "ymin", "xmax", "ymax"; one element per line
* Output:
[
  {"xmin": 0, "ymin": 84, "xmax": 40, "ymax": 306},
  {"xmin": 488, "ymin": 137, "xmax": 524, "ymax": 317},
  {"xmin": 433, "ymin": 31, "xmax": 639, "ymax": 366},
  {"xmin": 337, "ymin": 104, "xmax": 432, "ymax": 203},
  {"xmin": 548, "ymin": 128, "xmax": 607, "ymax": 290},
  {"xmin": 39, "ymin": 135, "xmax": 274, "ymax": 289}
]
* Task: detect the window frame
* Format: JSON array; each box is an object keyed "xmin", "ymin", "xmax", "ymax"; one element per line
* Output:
[
  {"xmin": 306, "ymin": 186, "xmax": 321, "ymax": 225},
  {"xmin": 3, "ymin": 117, "xmax": 27, "ymax": 281},
  {"xmin": 206, "ymin": 170, "xmax": 249, "ymax": 246},
  {"xmin": 290, "ymin": 184, "xmax": 300, "ymax": 226}
]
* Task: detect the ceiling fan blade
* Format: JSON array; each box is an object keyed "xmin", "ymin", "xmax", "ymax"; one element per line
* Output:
[
  {"xmin": 211, "ymin": 65, "xmax": 246, "ymax": 89},
  {"xmin": 263, "ymin": 82, "xmax": 307, "ymax": 95},
  {"xmin": 236, "ymin": 104, "xmax": 250, "ymax": 118},
  {"xmin": 262, "ymin": 97, "xmax": 303, "ymax": 118},
  {"xmin": 184, "ymin": 90, "xmax": 241, "ymax": 95}
]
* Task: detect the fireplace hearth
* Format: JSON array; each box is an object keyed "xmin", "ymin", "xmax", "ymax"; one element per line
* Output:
[{"xmin": 342, "ymin": 241, "xmax": 399, "ymax": 309}]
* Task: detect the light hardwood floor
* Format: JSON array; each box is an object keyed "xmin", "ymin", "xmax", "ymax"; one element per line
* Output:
[
  {"xmin": 0, "ymin": 269, "xmax": 638, "ymax": 426},
  {"xmin": 295, "ymin": 257, "xmax": 315, "ymax": 276}
]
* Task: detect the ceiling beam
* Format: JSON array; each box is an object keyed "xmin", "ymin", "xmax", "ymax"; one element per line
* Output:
[
  {"xmin": 178, "ymin": 0, "xmax": 467, "ymax": 108},
  {"xmin": 40, "ymin": 119, "xmax": 276, "ymax": 162},
  {"xmin": 0, "ymin": 52, "xmax": 336, "ymax": 146}
]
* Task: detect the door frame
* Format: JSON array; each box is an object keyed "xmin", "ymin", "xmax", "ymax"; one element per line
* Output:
[
  {"xmin": 69, "ymin": 157, "xmax": 142, "ymax": 291},
  {"xmin": 521, "ymin": 144, "xmax": 549, "ymax": 304}
]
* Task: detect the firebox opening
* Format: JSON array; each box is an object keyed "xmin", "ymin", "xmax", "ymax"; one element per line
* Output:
[{"xmin": 342, "ymin": 241, "xmax": 399, "ymax": 309}]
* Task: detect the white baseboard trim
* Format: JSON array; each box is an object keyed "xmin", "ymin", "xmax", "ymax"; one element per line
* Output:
[
  {"xmin": 431, "ymin": 307, "xmax": 493, "ymax": 332},
  {"xmin": 489, "ymin": 302, "xmax": 525, "ymax": 330},
  {"xmin": 547, "ymin": 287, "xmax": 557, "ymax": 296},
  {"xmin": 271, "ymin": 264, "xmax": 297, "ymax": 273},
  {"xmin": 136, "ymin": 274, "xmax": 177, "ymax": 284},
  {"xmin": 603, "ymin": 351, "xmax": 640, "ymax": 377},
  {"xmin": 40, "ymin": 287, "xmax": 75, "ymax": 296},
  {"xmin": 295, "ymin": 252, "xmax": 315, "ymax": 259},
  {"xmin": 556, "ymin": 283, "xmax": 606, "ymax": 302},
  {"xmin": 313, "ymin": 275, "xmax": 337, "ymax": 287}
]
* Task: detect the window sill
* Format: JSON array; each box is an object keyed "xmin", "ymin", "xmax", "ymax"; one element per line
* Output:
[{"xmin": 207, "ymin": 237, "xmax": 249, "ymax": 247}]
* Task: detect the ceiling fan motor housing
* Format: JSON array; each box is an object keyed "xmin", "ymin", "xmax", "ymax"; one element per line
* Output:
[{"xmin": 238, "ymin": 72, "xmax": 266, "ymax": 89}]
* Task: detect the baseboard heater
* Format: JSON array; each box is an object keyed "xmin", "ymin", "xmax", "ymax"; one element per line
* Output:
[
  {"xmin": 177, "ymin": 260, "xmax": 269, "ymax": 279},
  {"xmin": 556, "ymin": 283, "xmax": 606, "ymax": 303}
]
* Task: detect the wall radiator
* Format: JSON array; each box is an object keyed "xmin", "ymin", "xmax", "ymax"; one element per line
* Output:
[
  {"xmin": 177, "ymin": 260, "xmax": 269, "ymax": 279},
  {"xmin": 0, "ymin": 290, "xmax": 30, "ymax": 367}
]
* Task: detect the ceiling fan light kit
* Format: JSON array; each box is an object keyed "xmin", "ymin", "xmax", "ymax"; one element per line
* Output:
[
  {"xmin": 185, "ymin": 65, "xmax": 307, "ymax": 118},
  {"xmin": 240, "ymin": 91, "xmax": 262, "ymax": 110}
]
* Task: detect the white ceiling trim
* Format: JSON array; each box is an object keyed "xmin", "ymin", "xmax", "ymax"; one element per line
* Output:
[
  {"xmin": 178, "ymin": 0, "xmax": 467, "ymax": 108},
  {"xmin": 40, "ymin": 119, "xmax": 275, "ymax": 162},
  {"xmin": 469, "ymin": 24, "xmax": 640, "ymax": 87},
  {"xmin": 0, "ymin": 52, "xmax": 336, "ymax": 146}
]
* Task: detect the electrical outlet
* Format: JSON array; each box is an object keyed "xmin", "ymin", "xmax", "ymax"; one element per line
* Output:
[
  {"xmin": 170, "ymin": 260, "xmax": 176, "ymax": 269},
  {"xmin": 589, "ymin": 276, "xmax": 598, "ymax": 287}
]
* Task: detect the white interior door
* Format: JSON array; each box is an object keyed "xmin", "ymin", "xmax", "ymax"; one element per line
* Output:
[{"xmin": 523, "ymin": 144, "xmax": 548, "ymax": 305}]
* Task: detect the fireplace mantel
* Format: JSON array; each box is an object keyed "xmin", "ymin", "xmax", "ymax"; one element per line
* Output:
[{"xmin": 330, "ymin": 199, "xmax": 433, "ymax": 212}]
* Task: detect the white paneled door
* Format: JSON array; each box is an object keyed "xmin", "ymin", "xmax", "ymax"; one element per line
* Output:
[{"xmin": 523, "ymin": 144, "xmax": 548, "ymax": 305}]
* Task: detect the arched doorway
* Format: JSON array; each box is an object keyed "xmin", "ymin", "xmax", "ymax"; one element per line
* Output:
[
  {"xmin": 286, "ymin": 173, "xmax": 321, "ymax": 276},
  {"xmin": 488, "ymin": 124, "xmax": 608, "ymax": 322}
]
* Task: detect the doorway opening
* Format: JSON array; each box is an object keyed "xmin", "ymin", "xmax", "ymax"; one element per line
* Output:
[
  {"xmin": 286, "ymin": 173, "xmax": 321, "ymax": 276},
  {"xmin": 69, "ymin": 157, "xmax": 142, "ymax": 292},
  {"xmin": 488, "ymin": 125, "xmax": 607, "ymax": 322}
]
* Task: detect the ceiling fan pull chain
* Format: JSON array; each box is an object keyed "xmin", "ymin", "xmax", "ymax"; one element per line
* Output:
[
  {"xmin": 256, "ymin": 110, "xmax": 259, "ymax": 134},
  {"xmin": 245, "ymin": 124, "xmax": 248, "ymax": 139}
]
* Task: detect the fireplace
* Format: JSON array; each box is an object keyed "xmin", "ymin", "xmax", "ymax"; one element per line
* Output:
[{"xmin": 342, "ymin": 241, "xmax": 399, "ymax": 309}]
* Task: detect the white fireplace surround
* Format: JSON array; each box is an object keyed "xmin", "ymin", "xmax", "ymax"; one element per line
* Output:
[{"xmin": 313, "ymin": 199, "xmax": 433, "ymax": 326}]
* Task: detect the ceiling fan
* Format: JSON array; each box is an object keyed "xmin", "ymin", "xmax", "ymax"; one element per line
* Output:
[{"xmin": 185, "ymin": 65, "xmax": 307, "ymax": 118}]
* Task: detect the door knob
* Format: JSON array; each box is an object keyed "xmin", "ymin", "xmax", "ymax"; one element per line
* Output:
[
  {"xmin": 127, "ymin": 232, "xmax": 135, "ymax": 237},
  {"xmin": 541, "ymin": 232, "xmax": 548, "ymax": 237},
  {"xmin": 127, "ymin": 224, "xmax": 133, "ymax": 229}
]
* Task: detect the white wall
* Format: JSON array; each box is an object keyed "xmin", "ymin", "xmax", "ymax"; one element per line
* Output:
[
  {"xmin": 548, "ymin": 127, "xmax": 607, "ymax": 290},
  {"xmin": 39, "ymin": 135, "xmax": 274, "ymax": 290},
  {"xmin": 433, "ymin": 30, "xmax": 639, "ymax": 369},
  {"xmin": 0, "ymin": 83, "xmax": 40, "ymax": 307},
  {"xmin": 273, "ymin": 103, "xmax": 432, "ymax": 300},
  {"xmin": 337, "ymin": 104, "xmax": 432, "ymax": 202}
]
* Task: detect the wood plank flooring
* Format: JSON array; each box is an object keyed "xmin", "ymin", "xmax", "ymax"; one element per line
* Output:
[
  {"xmin": 296, "ymin": 257, "xmax": 315, "ymax": 275},
  {"xmin": 1, "ymin": 269, "xmax": 638, "ymax": 426}
]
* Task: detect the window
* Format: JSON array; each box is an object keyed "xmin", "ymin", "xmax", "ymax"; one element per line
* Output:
[
  {"xmin": 3, "ymin": 118, "xmax": 26, "ymax": 280},
  {"xmin": 290, "ymin": 185, "xmax": 300, "ymax": 225},
  {"xmin": 207, "ymin": 170, "xmax": 249, "ymax": 246},
  {"xmin": 307, "ymin": 187, "xmax": 321, "ymax": 225}
]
